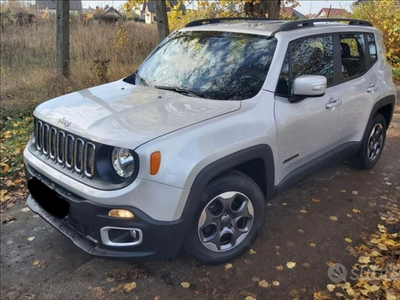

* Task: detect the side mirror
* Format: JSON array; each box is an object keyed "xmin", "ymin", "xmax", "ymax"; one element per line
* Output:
[{"xmin": 289, "ymin": 75, "xmax": 327, "ymax": 103}]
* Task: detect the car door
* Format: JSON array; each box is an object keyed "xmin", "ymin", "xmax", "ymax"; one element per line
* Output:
[
  {"xmin": 274, "ymin": 34, "xmax": 342, "ymax": 184},
  {"xmin": 336, "ymin": 33, "xmax": 382, "ymax": 145}
]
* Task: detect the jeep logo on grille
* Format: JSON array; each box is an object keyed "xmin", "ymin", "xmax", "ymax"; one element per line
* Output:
[{"xmin": 58, "ymin": 117, "xmax": 72, "ymax": 128}]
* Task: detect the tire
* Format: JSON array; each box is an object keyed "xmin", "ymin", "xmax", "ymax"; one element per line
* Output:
[
  {"xmin": 185, "ymin": 170, "xmax": 265, "ymax": 264},
  {"xmin": 351, "ymin": 113, "xmax": 387, "ymax": 169}
]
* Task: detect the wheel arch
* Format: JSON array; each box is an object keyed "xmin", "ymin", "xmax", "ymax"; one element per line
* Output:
[
  {"xmin": 182, "ymin": 144, "xmax": 275, "ymax": 218},
  {"xmin": 370, "ymin": 95, "xmax": 395, "ymax": 128}
]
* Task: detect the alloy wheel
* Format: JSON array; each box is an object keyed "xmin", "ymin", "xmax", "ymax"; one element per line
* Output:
[
  {"xmin": 367, "ymin": 123, "xmax": 384, "ymax": 161},
  {"xmin": 198, "ymin": 191, "xmax": 254, "ymax": 252}
]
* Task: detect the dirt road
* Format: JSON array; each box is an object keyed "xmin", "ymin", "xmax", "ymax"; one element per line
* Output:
[{"xmin": 1, "ymin": 88, "xmax": 399, "ymax": 300}]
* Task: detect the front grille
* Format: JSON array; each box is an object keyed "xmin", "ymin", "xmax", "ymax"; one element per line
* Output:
[{"xmin": 35, "ymin": 120, "xmax": 96, "ymax": 178}]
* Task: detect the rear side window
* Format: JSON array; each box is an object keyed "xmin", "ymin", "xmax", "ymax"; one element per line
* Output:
[
  {"xmin": 276, "ymin": 35, "xmax": 334, "ymax": 96},
  {"xmin": 340, "ymin": 34, "xmax": 366, "ymax": 80},
  {"xmin": 367, "ymin": 34, "xmax": 378, "ymax": 65}
]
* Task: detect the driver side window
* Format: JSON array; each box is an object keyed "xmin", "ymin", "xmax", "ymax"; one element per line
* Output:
[{"xmin": 276, "ymin": 35, "xmax": 334, "ymax": 97}]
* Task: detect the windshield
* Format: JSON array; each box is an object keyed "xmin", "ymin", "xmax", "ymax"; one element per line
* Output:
[{"xmin": 125, "ymin": 31, "xmax": 277, "ymax": 100}]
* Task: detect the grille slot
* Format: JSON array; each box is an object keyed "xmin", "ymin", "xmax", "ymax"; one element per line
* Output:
[
  {"xmin": 57, "ymin": 131, "xmax": 65, "ymax": 163},
  {"xmin": 50, "ymin": 128, "xmax": 57, "ymax": 159},
  {"xmin": 36, "ymin": 121, "xmax": 43, "ymax": 150},
  {"xmin": 66, "ymin": 134, "xmax": 74, "ymax": 168},
  {"xmin": 34, "ymin": 120, "xmax": 96, "ymax": 178},
  {"xmin": 42, "ymin": 124, "xmax": 50, "ymax": 154},
  {"xmin": 75, "ymin": 139, "xmax": 84, "ymax": 173},
  {"xmin": 85, "ymin": 143, "xmax": 95, "ymax": 178}
]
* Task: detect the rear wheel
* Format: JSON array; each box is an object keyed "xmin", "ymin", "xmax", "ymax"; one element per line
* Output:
[
  {"xmin": 351, "ymin": 113, "xmax": 387, "ymax": 169},
  {"xmin": 185, "ymin": 170, "xmax": 265, "ymax": 264}
]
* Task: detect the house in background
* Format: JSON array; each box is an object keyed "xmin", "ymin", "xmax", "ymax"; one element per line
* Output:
[
  {"xmin": 316, "ymin": 7, "xmax": 348, "ymax": 18},
  {"xmin": 281, "ymin": 7, "xmax": 306, "ymax": 19},
  {"xmin": 36, "ymin": 0, "xmax": 82, "ymax": 14},
  {"xmin": 104, "ymin": 7, "xmax": 122, "ymax": 20},
  {"xmin": 138, "ymin": 1, "xmax": 185, "ymax": 24}
]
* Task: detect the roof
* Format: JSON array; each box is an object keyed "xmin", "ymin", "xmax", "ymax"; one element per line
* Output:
[
  {"xmin": 36, "ymin": 0, "xmax": 82, "ymax": 11},
  {"xmin": 317, "ymin": 7, "xmax": 347, "ymax": 18},
  {"xmin": 282, "ymin": 7, "xmax": 306, "ymax": 19},
  {"xmin": 104, "ymin": 7, "xmax": 121, "ymax": 17}
]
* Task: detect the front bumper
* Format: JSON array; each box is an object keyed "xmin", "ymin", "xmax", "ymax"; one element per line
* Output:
[{"xmin": 25, "ymin": 165, "xmax": 186, "ymax": 260}]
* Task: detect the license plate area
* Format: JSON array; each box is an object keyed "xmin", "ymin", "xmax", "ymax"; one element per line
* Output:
[{"xmin": 28, "ymin": 178, "xmax": 70, "ymax": 219}]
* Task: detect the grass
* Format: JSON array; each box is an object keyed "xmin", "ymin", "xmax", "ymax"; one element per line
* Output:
[
  {"xmin": 0, "ymin": 18, "xmax": 158, "ymax": 117},
  {"xmin": 0, "ymin": 17, "xmax": 158, "ymax": 205}
]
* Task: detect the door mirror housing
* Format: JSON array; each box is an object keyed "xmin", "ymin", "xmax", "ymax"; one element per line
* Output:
[{"xmin": 289, "ymin": 75, "xmax": 327, "ymax": 103}]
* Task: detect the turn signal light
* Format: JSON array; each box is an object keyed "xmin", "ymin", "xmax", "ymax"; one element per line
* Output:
[
  {"xmin": 108, "ymin": 209, "xmax": 134, "ymax": 219},
  {"xmin": 150, "ymin": 151, "xmax": 161, "ymax": 175}
]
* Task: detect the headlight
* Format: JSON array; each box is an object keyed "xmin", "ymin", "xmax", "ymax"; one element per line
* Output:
[{"xmin": 112, "ymin": 147, "xmax": 135, "ymax": 178}]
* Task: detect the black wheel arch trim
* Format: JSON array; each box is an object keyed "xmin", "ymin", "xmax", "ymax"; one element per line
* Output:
[
  {"xmin": 368, "ymin": 95, "xmax": 395, "ymax": 128},
  {"xmin": 174, "ymin": 145, "xmax": 275, "ymax": 253}
]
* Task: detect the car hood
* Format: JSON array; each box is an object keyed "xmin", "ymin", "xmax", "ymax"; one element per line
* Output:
[{"xmin": 34, "ymin": 80, "xmax": 241, "ymax": 149}]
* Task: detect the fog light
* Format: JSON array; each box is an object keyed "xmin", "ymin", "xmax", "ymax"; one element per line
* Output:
[{"xmin": 108, "ymin": 209, "xmax": 134, "ymax": 219}]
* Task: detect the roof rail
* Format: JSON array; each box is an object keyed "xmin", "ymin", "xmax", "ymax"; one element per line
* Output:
[
  {"xmin": 272, "ymin": 18, "xmax": 372, "ymax": 34},
  {"xmin": 185, "ymin": 17, "xmax": 279, "ymax": 28}
]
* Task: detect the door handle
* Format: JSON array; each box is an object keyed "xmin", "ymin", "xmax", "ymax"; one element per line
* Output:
[
  {"xmin": 325, "ymin": 98, "xmax": 342, "ymax": 109},
  {"xmin": 366, "ymin": 84, "xmax": 376, "ymax": 93}
]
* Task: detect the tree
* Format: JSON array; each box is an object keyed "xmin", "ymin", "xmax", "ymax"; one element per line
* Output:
[
  {"xmin": 350, "ymin": 0, "xmax": 400, "ymax": 66},
  {"xmin": 123, "ymin": 0, "xmax": 298, "ymax": 32},
  {"xmin": 56, "ymin": 0, "xmax": 70, "ymax": 77}
]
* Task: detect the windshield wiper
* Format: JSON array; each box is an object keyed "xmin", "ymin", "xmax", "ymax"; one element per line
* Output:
[
  {"xmin": 154, "ymin": 85, "xmax": 204, "ymax": 98},
  {"xmin": 135, "ymin": 72, "xmax": 150, "ymax": 87}
]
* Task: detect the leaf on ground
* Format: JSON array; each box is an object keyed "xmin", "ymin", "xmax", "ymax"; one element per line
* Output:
[
  {"xmin": 249, "ymin": 249, "xmax": 256, "ymax": 255},
  {"xmin": 352, "ymin": 209, "xmax": 361, "ymax": 214},
  {"xmin": 309, "ymin": 243, "xmax": 316, "ymax": 247},
  {"xmin": 224, "ymin": 263, "xmax": 233, "ymax": 271},
  {"xmin": 298, "ymin": 229, "xmax": 304, "ymax": 234},
  {"xmin": 345, "ymin": 238, "xmax": 352, "ymax": 243},
  {"xmin": 20, "ymin": 207, "xmax": 30, "ymax": 212},
  {"xmin": 358, "ymin": 256, "xmax": 371, "ymax": 264},
  {"xmin": 276, "ymin": 265, "xmax": 283, "ymax": 271},
  {"xmin": 329, "ymin": 216, "xmax": 338, "ymax": 221},
  {"xmin": 2, "ymin": 216, "xmax": 16, "ymax": 224},
  {"xmin": 272, "ymin": 281, "xmax": 280, "ymax": 286},
  {"xmin": 252, "ymin": 276, "xmax": 260, "ymax": 282},
  {"xmin": 286, "ymin": 261, "xmax": 296, "ymax": 269},
  {"xmin": 1, "ymin": 189, "xmax": 11, "ymax": 203},
  {"xmin": 181, "ymin": 282, "xmax": 190, "ymax": 288},
  {"xmin": 352, "ymin": 191, "xmax": 358, "ymax": 195},
  {"xmin": 327, "ymin": 284, "xmax": 336, "ymax": 292},
  {"xmin": 27, "ymin": 236, "xmax": 35, "ymax": 242},
  {"xmin": 312, "ymin": 198, "xmax": 321, "ymax": 203},
  {"xmin": 302, "ymin": 262, "xmax": 311, "ymax": 268},
  {"xmin": 258, "ymin": 280, "xmax": 269, "ymax": 288},
  {"xmin": 346, "ymin": 214, "xmax": 353, "ymax": 218},
  {"xmin": 300, "ymin": 210, "xmax": 307, "ymax": 214}
]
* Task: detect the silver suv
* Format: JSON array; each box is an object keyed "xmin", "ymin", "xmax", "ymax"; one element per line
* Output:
[{"xmin": 24, "ymin": 18, "xmax": 397, "ymax": 263}]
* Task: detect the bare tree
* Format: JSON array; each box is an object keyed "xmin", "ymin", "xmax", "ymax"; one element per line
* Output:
[
  {"xmin": 56, "ymin": 0, "xmax": 70, "ymax": 77},
  {"xmin": 154, "ymin": 0, "xmax": 170, "ymax": 42}
]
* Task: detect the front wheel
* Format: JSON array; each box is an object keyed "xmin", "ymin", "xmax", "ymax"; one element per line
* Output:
[
  {"xmin": 185, "ymin": 170, "xmax": 265, "ymax": 264},
  {"xmin": 351, "ymin": 113, "xmax": 387, "ymax": 169}
]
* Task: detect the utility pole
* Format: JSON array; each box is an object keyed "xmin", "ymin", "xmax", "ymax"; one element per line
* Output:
[
  {"xmin": 56, "ymin": 0, "xmax": 70, "ymax": 77},
  {"xmin": 154, "ymin": 0, "xmax": 170, "ymax": 42}
]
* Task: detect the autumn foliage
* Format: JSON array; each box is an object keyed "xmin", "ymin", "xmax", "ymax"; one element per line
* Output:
[{"xmin": 351, "ymin": 0, "xmax": 400, "ymax": 67}]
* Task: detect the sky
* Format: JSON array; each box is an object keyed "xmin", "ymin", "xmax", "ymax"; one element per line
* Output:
[{"xmin": 81, "ymin": 0, "xmax": 358, "ymax": 14}]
